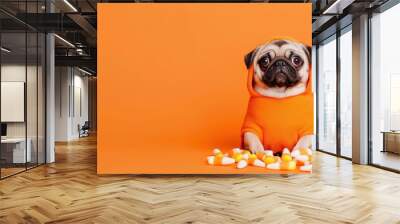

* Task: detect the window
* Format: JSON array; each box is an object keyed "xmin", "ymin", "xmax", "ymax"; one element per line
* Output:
[
  {"xmin": 312, "ymin": 45, "xmax": 317, "ymax": 150},
  {"xmin": 371, "ymin": 3, "xmax": 400, "ymax": 171},
  {"xmin": 339, "ymin": 27, "xmax": 352, "ymax": 158},
  {"xmin": 317, "ymin": 36, "xmax": 337, "ymax": 154}
]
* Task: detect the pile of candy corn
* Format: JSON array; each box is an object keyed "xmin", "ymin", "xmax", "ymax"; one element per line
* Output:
[{"xmin": 207, "ymin": 147, "xmax": 312, "ymax": 172}]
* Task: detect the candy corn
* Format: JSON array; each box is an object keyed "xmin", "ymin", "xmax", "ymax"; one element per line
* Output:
[
  {"xmin": 263, "ymin": 150, "xmax": 278, "ymax": 165},
  {"xmin": 207, "ymin": 154, "xmax": 235, "ymax": 165},
  {"xmin": 281, "ymin": 148, "xmax": 293, "ymax": 162},
  {"xmin": 256, "ymin": 151, "xmax": 266, "ymax": 160},
  {"xmin": 241, "ymin": 150, "xmax": 251, "ymax": 160},
  {"xmin": 248, "ymin": 154, "xmax": 265, "ymax": 167},
  {"xmin": 233, "ymin": 153, "xmax": 243, "ymax": 162},
  {"xmin": 231, "ymin": 148, "xmax": 251, "ymax": 169},
  {"xmin": 207, "ymin": 147, "xmax": 311, "ymax": 171},
  {"xmin": 266, "ymin": 162, "xmax": 278, "ymax": 169},
  {"xmin": 237, "ymin": 160, "xmax": 248, "ymax": 169},
  {"xmin": 292, "ymin": 147, "xmax": 313, "ymax": 166},
  {"xmin": 266, "ymin": 160, "xmax": 296, "ymax": 170},
  {"xmin": 232, "ymin": 148, "xmax": 242, "ymax": 154},
  {"xmin": 212, "ymin": 148, "xmax": 222, "ymax": 155},
  {"xmin": 280, "ymin": 160, "xmax": 296, "ymax": 170}
]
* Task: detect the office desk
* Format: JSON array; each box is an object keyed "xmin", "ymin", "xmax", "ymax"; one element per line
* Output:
[
  {"xmin": 1, "ymin": 138, "xmax": 31, "ymax": 163},
  {"xmin": 381, "ymin": 131, "xmax": 400, "ymax": 154}
]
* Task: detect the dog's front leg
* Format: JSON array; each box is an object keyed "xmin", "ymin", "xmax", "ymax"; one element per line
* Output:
[
  {"xmin": 291, "ymin": 135, "xmax": 313, "ymax": 157},
  {"xmin": 243, "ymin": 132, "xmax": 264, "ymax": 154}
]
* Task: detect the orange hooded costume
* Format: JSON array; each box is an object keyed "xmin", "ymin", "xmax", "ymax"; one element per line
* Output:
[{"xmin": 241, "ymin": 65, "xmax": 314, "ymax": 153}]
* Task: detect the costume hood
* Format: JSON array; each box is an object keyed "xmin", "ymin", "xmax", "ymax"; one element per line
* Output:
[{"xmin": 246, "ymin": 38, "xmax": 312, "ymax": 98}]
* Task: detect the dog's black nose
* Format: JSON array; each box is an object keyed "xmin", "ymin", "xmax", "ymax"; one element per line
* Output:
[{"xmin": 274, "ymin": 60, "xmax": 287, "ymax": 67}]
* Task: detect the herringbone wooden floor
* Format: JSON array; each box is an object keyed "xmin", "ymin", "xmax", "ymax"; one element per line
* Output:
[{"xmin": 1, "ymin": 135, "xmax": 400, "ymax": 224}]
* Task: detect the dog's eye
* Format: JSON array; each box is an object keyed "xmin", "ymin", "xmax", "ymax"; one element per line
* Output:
[
  {"xmin": 258, "ymin": 56, "xmax": 270, "ymax": 70},
  {"xmin": 291, "ymin": 56, "xmax": 302, "ymax": 66}
]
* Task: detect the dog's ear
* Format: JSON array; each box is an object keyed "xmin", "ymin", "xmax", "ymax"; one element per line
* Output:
[
  {"xmin": 303, "ymin": 45, "xmax": 312, "ymax": 64},
  {"xmin": 244, "ymin": 49, "xmax": 257, "ymax": 69}
]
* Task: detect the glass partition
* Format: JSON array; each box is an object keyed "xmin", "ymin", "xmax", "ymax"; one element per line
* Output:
[
  {"xmin": 0, "ymin": 2, "xmax": 46, "ymax": 179},
  {"xmin": 317, "ymin": 35, "xmax": 337, "ymax": 154},
  {"xmin": 27, "ymin": 30, "xmax": 38, "ymax": 169},
  {"xmin": 1, "ymin": 31, "xmax": 28, "ymax": 177},
  {"xmin": 38, "ymin": 32, "xmax": 46, "ymax": 165}
]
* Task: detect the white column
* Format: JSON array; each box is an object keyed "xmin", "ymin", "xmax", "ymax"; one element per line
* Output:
[
  {"xmin": 46, "ymin": 32, "xmax": 55, "ymax": 163},
  {"xmin": 55, "ymin": 67, "xmax": 73, "ymax": 141},
  {"xmin": 352, "ymin": 14, "xmax": 369, "ymax": 164}
]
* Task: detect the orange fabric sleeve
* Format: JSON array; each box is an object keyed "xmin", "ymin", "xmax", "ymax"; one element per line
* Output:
[
  {"xmin": 298, "ymin": 113, "xmax": 314, "ymax": 137},
  {"xmin": 241, "ymin": 114, "xmax": 263, "ymax": 143}
]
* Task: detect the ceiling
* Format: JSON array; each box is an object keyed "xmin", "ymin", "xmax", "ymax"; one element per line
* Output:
[{"xmin": 0, "ymin": 0, "xmax": 393, "ymax": 74}]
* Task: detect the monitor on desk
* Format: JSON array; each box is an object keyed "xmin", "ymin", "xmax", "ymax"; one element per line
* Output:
[{"xmin": 1, "ymin": 123, "xmax": 7, "ymax": 138}]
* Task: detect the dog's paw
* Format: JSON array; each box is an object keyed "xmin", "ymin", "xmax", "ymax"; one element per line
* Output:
[
  {"xmin": 249, "ymin": 144, "xmax": 264, "ymax": 154},
  {"xmin": 291, "ymin": 149, "xmax": 300, "ymax": 158}
]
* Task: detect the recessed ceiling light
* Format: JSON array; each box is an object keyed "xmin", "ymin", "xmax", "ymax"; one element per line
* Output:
[
  {"xmin": 77, "ymin": 67, "xmax": 93, "ymax": 76},
  {"xmin": 323, "ymin": 0, "xmax": 355, "ymax": 15},
  {"xmin": 63, "ymin": 0, "xmax": 78, "ymax": 12},
  {"xmin": 54, "ymin": 34, "xmax": 75, "ymax": 48},
  {"xmin": 1, "ymin": 47, "xmax": 11, "ymax": 53}
]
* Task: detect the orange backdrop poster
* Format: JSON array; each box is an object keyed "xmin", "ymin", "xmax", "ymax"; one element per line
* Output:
[{"xmin": 98, "ymin": 3, "xmax": 312, "ymax": 174}]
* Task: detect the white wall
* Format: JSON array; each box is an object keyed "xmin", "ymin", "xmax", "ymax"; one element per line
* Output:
[
  {"xmin": 55, "ymin": 67, "xmax": 89, "ymax": 141},
  {"xmin": 1, "ymin": 63, "xmax": 46, "ymax": 164},
  {"xmin": 1, "ymin": 65, "xmax": 26, "ymax": 137},
  {"xmin": 55, "ymin": 67, "xmax": 70, "ymax": 141},
  {"xmin": 1, "ymin": 65, "xmax": 39, "ymax": 138},
  {"xmin": 72, "ymin": 73, "xmax": 89, "ymax": 138}
]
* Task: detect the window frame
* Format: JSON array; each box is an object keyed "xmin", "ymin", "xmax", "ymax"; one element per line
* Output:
[{"xmin": 315, "ymin": 24, "xmax": 353, "ymax": 161}]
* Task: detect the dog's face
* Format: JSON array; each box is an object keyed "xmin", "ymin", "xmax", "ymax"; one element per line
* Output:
[{"xmin": 245, "ymin": 39, "xmax": 311, "ymax": 98}]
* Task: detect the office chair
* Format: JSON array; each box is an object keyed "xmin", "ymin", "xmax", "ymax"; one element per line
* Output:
[{"xmin": 79, "ymin": 121, "xmax": 90, "ymax": 138}]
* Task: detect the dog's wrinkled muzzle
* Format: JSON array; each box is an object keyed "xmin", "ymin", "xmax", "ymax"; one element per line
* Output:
[{"xmin": 262, "ymin": 59, "xmax": 299, "ymax": 88}]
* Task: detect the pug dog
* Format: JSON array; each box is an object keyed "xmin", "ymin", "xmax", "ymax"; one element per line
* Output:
[{"xmin": 241, "ymin": 39, "xmax": 313, "ymax": 156}]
